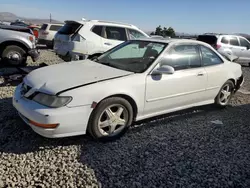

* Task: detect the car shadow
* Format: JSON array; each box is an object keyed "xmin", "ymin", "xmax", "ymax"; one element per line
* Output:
[{"xmin": 79, "ymin": 104, "xmax": 250, "ymax": 188}]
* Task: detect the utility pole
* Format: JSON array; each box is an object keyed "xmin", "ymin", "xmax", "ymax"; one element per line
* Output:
[{"xmin": 50, "ymin": 13, "xmax": 52, "ymax": 23}]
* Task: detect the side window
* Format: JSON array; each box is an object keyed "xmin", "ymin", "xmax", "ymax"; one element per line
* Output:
[
  {"xmin": 128, "ymin": 29, "xmax": 146, "ymax": 39},
  {"xmin": 92, "ymin": 25, "xmax": 103, "ymax": 36},
  {"xmin": 200, "ymin": 45, "xmax": 223, "ymax": 66},
  {"xmin": 105, "ymin": 27, "xmax": 127, "ymax": 41},
  {"xmin": 221, "ymin": 37, "xmax": 229, "ymax": 44},
  {"xmin": 239, "ymin": 38, "xmax": 250, "ymax": 48},
  {"xmin": 229, "ymin": 37, "xmax": 240, "ymax": 46},
  {"xmin": 49, "ymin": 25, "xmax": 62, "ymax": 31},
  {"xmin": 163, "ymin": 45, "xmax": 201, "ymax": 71}
]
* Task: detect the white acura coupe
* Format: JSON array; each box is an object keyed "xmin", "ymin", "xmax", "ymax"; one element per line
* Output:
[{"xmin": 13, "ymin": 38, "xmax": 244, "ymax": 140}]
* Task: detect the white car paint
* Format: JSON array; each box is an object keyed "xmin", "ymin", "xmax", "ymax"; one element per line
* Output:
[
  {"xmin": 13, "ymin": 39, "xmax": 243, "ymax": 138},
  {"xmin": 54, "ymin": 19, "xmax": 149, "ymax": 60}
]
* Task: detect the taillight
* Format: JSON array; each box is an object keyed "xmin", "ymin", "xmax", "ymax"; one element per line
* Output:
[
  {"xmin": 28, "ymin": 36, "xmax": 34, "ymax": 42},
  {"xmin": 216, "ymin": 44, "xmax": 221, "ymax": 49}
]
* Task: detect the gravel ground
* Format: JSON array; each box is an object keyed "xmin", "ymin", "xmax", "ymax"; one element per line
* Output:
[{"xmin": 0, "ymin": 48, "xmax": 250, "ymax": 188}]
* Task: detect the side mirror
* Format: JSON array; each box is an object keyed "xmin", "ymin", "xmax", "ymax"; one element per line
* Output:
[
  {"xmin": 246, "ymin": 46, "xmax": 250, "ymax": 50},
  {"xmin": 152, "ymin": 65, "xmax": 175, "ymax": 75}
]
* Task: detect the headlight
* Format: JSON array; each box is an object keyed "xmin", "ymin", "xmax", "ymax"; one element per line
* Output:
[{"xmin": 33, "ymin": 93, "xmax": 72, "ymax": 108}]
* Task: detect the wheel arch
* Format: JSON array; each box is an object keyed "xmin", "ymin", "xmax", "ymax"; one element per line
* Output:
[
  {"xmin": 93, "ymin": 93, "xmax": 138, "ymax": 121},
  {"xmin": 0, "ymin": 40, "xmax": 29, "ymax": 54},
  {"xmin": 228, "ymin": 78, "xmax": 236, "ymax": 86}
]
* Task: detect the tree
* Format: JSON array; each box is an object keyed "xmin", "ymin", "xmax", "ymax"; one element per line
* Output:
[
  {"xmin": 162, "ymin": 27, "xmax": 168, "ymax": 37},
  {"xmin": 152, "ymin": 25, "xmax": 176, "ymax": 38},
  {"xmin": 155, "ymin": 25, "xmax": 163, "ymax": 36},
  {"xmin": 150, "ymin": 32, "xmax": 155, "ymax": 35},
  {"xmin": 166, "ymin": 27, "xmax": 175, "ymax": 37}
]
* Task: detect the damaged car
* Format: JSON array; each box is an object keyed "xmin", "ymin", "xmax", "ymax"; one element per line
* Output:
[
  {"xmin": 0, "ymin": 25, "xmax": 39, "ymax": 66},
  {"xmin": 13, "ymin": 38, "xmax": 243, "ymax": 140}
]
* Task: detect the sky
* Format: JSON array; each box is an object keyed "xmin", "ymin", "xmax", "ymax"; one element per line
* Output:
[{"xmin": 1, "ymin": 0, "xmax": 250, "ymax": 34}]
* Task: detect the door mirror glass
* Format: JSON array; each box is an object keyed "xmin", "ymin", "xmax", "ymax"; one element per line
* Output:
[{"xmin": 152, "ymin": 65, "xmax": 175, "ymax": 75}]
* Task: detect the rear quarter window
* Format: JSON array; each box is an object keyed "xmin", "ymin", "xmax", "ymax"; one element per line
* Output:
[
  {"xmin": 221, "ymin": 37, "xmax": 229, "ymax": 44},
  {"xmin": 92, "ymin": 25, "xmax": 103, "ymax": 36},
  {"xmin": 41, "ymin": 24, "xmax": 48, "ymax": 30},
  {"xmin": 49, "ymin": 25, "xmax": 63, "ymax": 31}
]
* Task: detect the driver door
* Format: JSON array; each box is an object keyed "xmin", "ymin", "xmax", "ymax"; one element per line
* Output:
[{"xmin": 144, "ymin": 44, "xmax": 207, "ymax": 116}]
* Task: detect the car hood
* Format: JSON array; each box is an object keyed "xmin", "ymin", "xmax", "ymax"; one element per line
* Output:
[{"xmin": 24, "ymin": 60, "xmax": 133, "ymax": 95}]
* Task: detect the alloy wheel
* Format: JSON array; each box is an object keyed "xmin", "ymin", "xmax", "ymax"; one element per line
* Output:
[{"xmin": 98, "ymin": 104, "xmax": 128, "ymax": 136}]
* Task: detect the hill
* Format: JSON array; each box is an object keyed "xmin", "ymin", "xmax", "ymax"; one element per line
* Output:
[{"xmin": 0, "ymin": 12, "xmax": 63, "ymax": 25}]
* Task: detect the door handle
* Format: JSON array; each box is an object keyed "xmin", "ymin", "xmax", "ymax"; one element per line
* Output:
[
  {"xmin": 197, "ymin": 72, "xmax": 204, "ymax": 76},
  {"xmin": 104, "ymin": 42, "xmax": 112, "ymax": 46}
]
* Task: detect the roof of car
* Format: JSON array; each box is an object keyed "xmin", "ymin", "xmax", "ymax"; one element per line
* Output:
[
  {"xmin": 0, "ymin": 25, "xmax": 29, "ymax": 30},
  {"xmin": 42, "ymin": 23, "xmax": 64, "ymax": 26},
  {"xmin": 134, "ymin": 37, "xmax": 206, "ymax": 44},
  {"xmin": 64, "ymin": 19, "xmax": 138, "ymax": 29}
]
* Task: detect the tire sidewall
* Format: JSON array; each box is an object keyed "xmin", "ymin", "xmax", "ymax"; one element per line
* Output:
[
  {"xmin": 1, "ymin": 45, "xmax": 27, "ymax": 66},
  {"xmin": 88, "ymin": 97, "xmax": 133, "ymax": 140},
  {"xmin": 215, "ymin": 80, "xmax": 234, "ymax": 107}
]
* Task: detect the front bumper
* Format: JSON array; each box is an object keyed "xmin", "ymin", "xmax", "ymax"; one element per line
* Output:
[
  {"xmin": 234, "ymin": 74, "xmax": 244, "ymax": 93},
  {"xmin": 28, "ymin": 48, "xmax": 40, "ymax": 62},
  {"xmin": 12, "ymin": 84, "xmax": 92, "ymax": 138}
]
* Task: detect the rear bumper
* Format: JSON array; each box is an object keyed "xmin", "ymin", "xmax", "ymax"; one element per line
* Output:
[
  {"xmin": 38, "ymin": 39, "xmax": 52, "ymax": 45},
  {"xmin": 28, "ymin": 48, "xmax": 40, "ymax": 62},
  {"xmin": 56, "ymin": 51, "xmax": 87, "ymax": 61}
]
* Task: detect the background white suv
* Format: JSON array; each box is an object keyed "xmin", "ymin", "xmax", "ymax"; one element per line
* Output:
[
  {"xmin": 197, "ymin": 34, "xmax": 250, "ymax": 66},
  {"xmin": 38, "ymin": 23, "xmax": 64, "ymax": 48},
  {"xmin": 53, "ymin": 20, "xmax": 149, "ymax": 61}
]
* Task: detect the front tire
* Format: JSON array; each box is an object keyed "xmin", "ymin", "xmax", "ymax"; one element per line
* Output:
[
  {"xmin": 215, "ymin": 80, "xmax": 234, "ymax": 107},
  {"xmin": 88, "ymin": 97, "xmax": 133, "ymax": 141},
  {"xmin": 1, "ymin": 45, "xmax": 27, "ymax": 66}
]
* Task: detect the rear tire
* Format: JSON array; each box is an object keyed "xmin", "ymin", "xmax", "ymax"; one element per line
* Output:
[
  {"xmin": 215, "ymin": 80, "xmax": 234, "ymax": 108},
  {"xmin": 87, "ymin": 97, "xmax": 133, "ymax": 141},
  {"xmin": 1, "ymin": 45, "xmax": 27, "ymax": 66},
  {"xmin": 46, "ymin": 40, "xmax": 54, "ymax": 49}
]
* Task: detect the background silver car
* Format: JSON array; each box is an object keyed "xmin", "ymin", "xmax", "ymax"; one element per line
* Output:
[{"xmin": 197, "ymin": 34, "xmax": 250, "ymax": 66}]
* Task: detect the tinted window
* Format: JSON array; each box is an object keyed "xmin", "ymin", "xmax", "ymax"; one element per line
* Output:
[
  {"xmin": 58, "ymin": 23, "xmax": 82, "ymax": 35},
  {"xmin": 221, "ymin": 37, "xmax": 229, "ymax": 44},
  {"xmin": 128, "ymin": 29, "xmax": 146, "ymax": 39},
  {"xmin": 92, "ymin": 26, "xmax": 103, "ymax": 36},
  {"xmin": 163, "ymin": 45, "xmax": 201, "ymax": 71},
  {"xmin": 239, "ymin": 38, "xmax": 250, "ymax": 48},
  {"xmin": 197, "ymin": 35, "xmax": 217, "ymax": 45},
  {"xmin": 230, "ymin": 37, "xmax": 239, "ymax": 46},
  {"xmin": 200, "ymin": 46, "xmax": 223, "ymax": 66},
  {"xmin": 41, "ymin": 24, "xmax": 48, "ymax": 30},
  {"xmin": 49, "ymin": 25, "xmax": 62, "ymax": 31},
  {"xmin": 105, "ymin": 27, "xmax": 126, "ymax": 41}
]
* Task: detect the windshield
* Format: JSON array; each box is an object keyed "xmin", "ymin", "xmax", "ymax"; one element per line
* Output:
[{"xmin": 95, "ymin": 40, "xmax": 167, "ymax": 73}]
